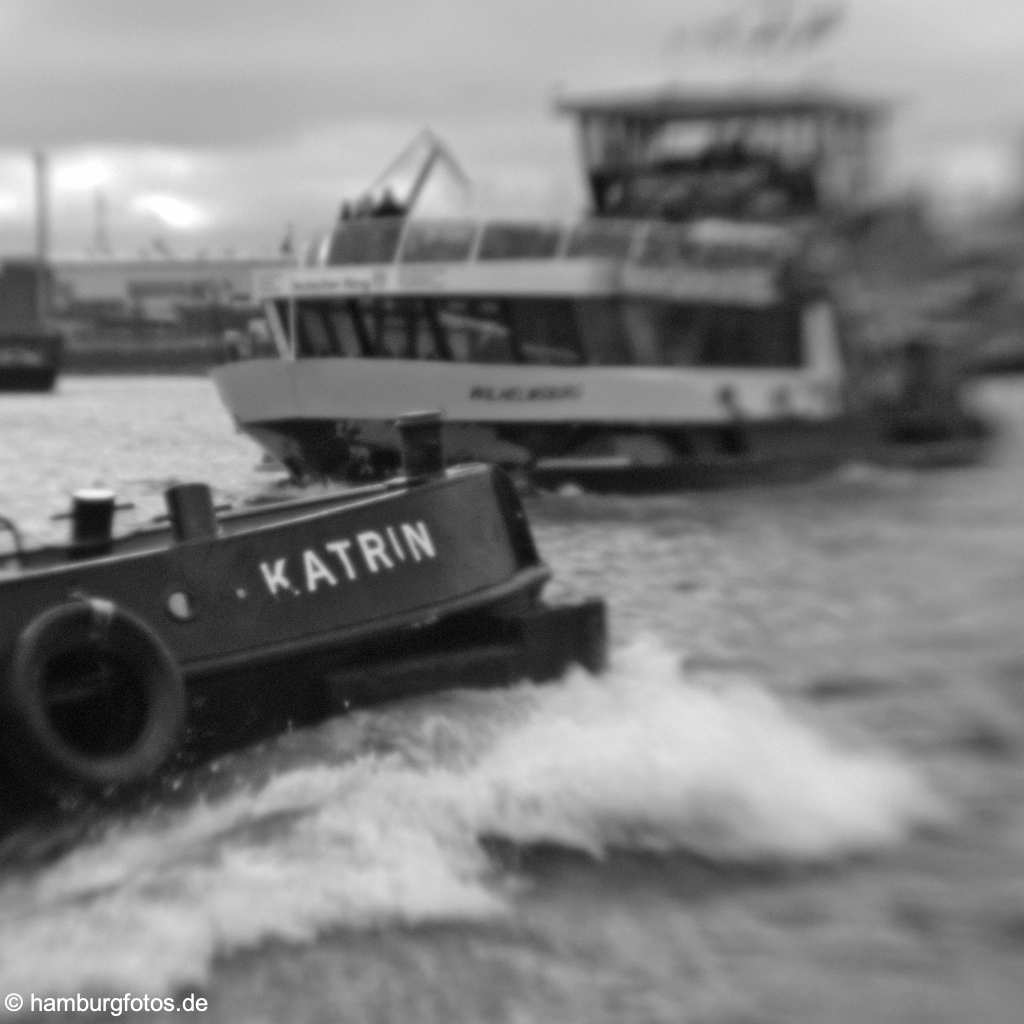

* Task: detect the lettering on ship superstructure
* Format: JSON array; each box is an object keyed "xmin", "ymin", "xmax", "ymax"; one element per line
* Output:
[
  {"xmin": 470, "ymin": 385, "xmax": 582, "ymax": 402},
  {"xmin": 257, "ymin": 519, "xmax": 437, "ymax": 597},
  {"xmin": 290, "ymin": 269, "xmax": 389, "ymax": 296}
]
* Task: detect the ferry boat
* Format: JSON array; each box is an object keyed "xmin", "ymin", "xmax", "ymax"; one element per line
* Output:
[
  {"xmin": 212, "ymin": 90, "xmax": 990, "ymax": 491},
  {"xmin": 0, "ymin": 260, "xmax": 63, "ymax": 392},
  {"xmin": 0, "ymin": 414, "xmax": 605, "ymax": 809}
]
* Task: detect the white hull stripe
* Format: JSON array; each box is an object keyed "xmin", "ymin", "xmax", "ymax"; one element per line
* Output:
[{"xmin": 213, "ymin": 357, "xmax": 845, "ymax": 427}]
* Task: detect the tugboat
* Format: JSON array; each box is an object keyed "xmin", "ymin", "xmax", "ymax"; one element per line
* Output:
[
  {"xmin": 211, "ymin": 89, "xmax": 992, "ymax": 491},
  {"xmin": 0, "ymin": 413, "xmax": 606, "ymax": 809}
]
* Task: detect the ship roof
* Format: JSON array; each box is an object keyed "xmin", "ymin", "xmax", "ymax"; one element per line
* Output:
[{"xmin": 555, "ymin": 85, "xmax": 888, "ymax": 122}]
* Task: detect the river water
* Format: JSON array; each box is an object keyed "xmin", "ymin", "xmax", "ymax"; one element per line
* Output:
[{"xmin": 1, "ymin": 375, "xmax": 1024, "ymax": 1022}]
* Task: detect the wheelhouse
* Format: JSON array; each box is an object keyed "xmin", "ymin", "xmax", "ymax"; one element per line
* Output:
[{"xmin": 554, "ymin": 86, "xmax": 888, "ymax": 221}]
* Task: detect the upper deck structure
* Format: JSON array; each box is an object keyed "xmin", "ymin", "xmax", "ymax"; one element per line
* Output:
[{"xmin": 555, "ymin": 85, "xmax": 888, "ymax": 221}]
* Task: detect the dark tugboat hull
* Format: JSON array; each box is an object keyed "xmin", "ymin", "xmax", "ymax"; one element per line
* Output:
[{"xmin": 0, "ymin": 453, "xmax": 606, "ymax": 817}]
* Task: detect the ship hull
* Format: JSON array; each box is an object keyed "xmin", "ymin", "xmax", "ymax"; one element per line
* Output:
[
  {"xmin": 0, "ymin": 333, "xmax": 63, "ymax": 393},
  {"xmin": 230, "ymin": 412, "xmax": 866, "ymax": 490},
  {"xmin": 212, "ymin": 354, "xmax": 863, "ymax": 488}
]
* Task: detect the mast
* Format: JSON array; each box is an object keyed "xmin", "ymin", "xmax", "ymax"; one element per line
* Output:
[
  {"xmin": 32, "ymin": 150, "xmax": 51, "ymax": 323},
  {"xmin": 33, "ymin": 150, "xmax": 50, "ymax": 264}
]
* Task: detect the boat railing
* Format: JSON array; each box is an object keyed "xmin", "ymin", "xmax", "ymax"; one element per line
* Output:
[{"xmin": 303, "ymin": 216, "xmax": 795, "ymax": 272}]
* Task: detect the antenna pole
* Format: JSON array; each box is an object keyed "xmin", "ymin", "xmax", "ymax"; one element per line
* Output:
[
  {"xmin": 33, "ymin": 150, "xmax": 50, "ymax": 263},
  {"xmin": 32, "ymin": 150, "xmax": 51, "ymax": 322}
]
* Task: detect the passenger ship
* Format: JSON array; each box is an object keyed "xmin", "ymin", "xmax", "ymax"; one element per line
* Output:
[{"xmin": 212, "ymin": 88, "xmax": 982, "ymax": 490}]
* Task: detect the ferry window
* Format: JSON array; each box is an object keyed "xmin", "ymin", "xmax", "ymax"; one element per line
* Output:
[
  {"xmin": 509, "ymin": 300, "xmax": 584, "ymax": 365},
  {"xmin": 411, "ymin": 300, "xmax": 451, "ymax": 360},
  {"xmin": 755, "ymin": 307, "xmax": 802, "ymax": 367},
  {"xmin": 326, "ymin": 301, "xmax": 366, "ymax": 357},
  {"xmin": 699, "ymin": 306, "xmax": 801, "ymax": 368},
  {"xmin": 326, "ymin": 220, "xmax": 402, "ymax": 265},
  {"xmin": 575, "ymin": 299, "xmax": 632, "ymax": 364},
  {"xmin": 624, "ymin": 303, "xmax": 706, "ymax": 366},
  {"xmin": 478, "ymin": 224, "xmax": 561, "ymax": 260},
  {"xmin": 565, "ymin": 223, "xmax": 633, "ymax": 259},
  {"xmin": 400, "ymin": 221, "xmax": 476, "ymax": 263},
  {"xmin": 635, "ymin": 226, "xmax": 700, "ymax": 268},
  {"xmin": 622, "ymin": 302, "xmax": 668, "ymax": 365},
  {"xmin": 435, "ymin": 298, "xmax": 516, "ymax": 362},
  {"xmin": 346, "ymin": 300, "xmax": 374, "ymax": 355},
  {"xmin": 380, "ymin": 300, "xmax": 411, "ymax": 357},
  {"xmin": 700, "ymin": 310, "xmax": 755, "ymax": 366},
  {"xmin": 660, "ymin": 306, "xmax": 708, "ymax": 365},
  {"xmin": 342, "ymin": 298, "xmax": 453, "ymax": 360},
  {"xmin": 297, "ymin": 306, "xmax": 333, "ymax": 357},
  {"xmin": 621, "ymin": 302, "xmax": 800, "ymax": 367}
]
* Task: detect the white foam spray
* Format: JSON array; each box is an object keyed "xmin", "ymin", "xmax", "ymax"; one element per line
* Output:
[{"xmin": 0, "ymin": 637, "xmax": 946, "ymax": 994}]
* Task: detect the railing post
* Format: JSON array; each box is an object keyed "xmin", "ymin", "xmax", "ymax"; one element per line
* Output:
[
  {"xmin": 555, "ymin": 221, "xmax": 574, "ymax": 259},
  {"xmin": 393, "ymin": 215, "xmax": 414, "ymax": 264},
  {"xmin": 467, "ymin": 220, "xmax": 486, "ymax": 263}
]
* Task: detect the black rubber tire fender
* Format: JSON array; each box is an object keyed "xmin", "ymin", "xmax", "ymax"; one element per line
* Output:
[{"xmin": 1, "ymin": 598, "xmax": 186, "ymax": 799}]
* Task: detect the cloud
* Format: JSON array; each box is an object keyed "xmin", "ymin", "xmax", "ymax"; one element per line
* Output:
[{"xmin": 0, "ymin": 0, "xmax": 1021, "ymax": 252}]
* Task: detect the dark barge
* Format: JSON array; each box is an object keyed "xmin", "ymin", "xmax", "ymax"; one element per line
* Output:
[
  {"xmin": 0, "ymin": 332, "xmax": 63, "ymax": 392},
  {"xmin": 0, "ymin": 259, "xmax": 64, "ymax": 393}
]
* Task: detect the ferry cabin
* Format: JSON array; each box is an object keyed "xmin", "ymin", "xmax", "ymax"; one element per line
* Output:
[
  {"xmin": 213, "ymin": 216, "xmax": 851, "ymax": 479},
  {"xmin": 554, "ymin": 86, "xmax": 888, "ymax": 221}
]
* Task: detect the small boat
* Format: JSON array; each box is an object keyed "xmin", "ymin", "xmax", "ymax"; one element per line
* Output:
[
  {"xmin": 0, "ymin": 414, "xmax": 606, "ymax": 809},
  {"xmin": 211, "ymin": 90, "xmax": 992, "ymax": 491},
  {"xmin": 0, "ymin": 259, "xmax": 64, "ymax": 393}
]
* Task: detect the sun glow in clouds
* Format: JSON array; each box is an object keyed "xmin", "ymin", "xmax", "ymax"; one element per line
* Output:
[
  {"xmin": 53, "ymin": 155, "xmax": 114, "ymax": 193},
  {"xmin": 132, "ymin": 193, "xmax": 206, "ymax": 230}
]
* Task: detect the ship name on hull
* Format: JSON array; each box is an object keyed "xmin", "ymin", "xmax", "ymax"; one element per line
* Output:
[{"xmin": 258, "ymin": 519, "xmax": 437, "ymax": 597}]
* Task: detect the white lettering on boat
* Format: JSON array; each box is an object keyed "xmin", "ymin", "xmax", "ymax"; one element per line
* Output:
[
  {"xmin": 257, "ymin": 519, "xmax": 437, "ymax": 597},
  {"xmin": 325, "ymin": 539, "xmax": 358, "ymax": 580},
  {"xmin": 357, "ymin": 530, "xmax": 393, "ymax": 573},
  {"xmin": 386, "ymin": 526, "xmax": 406, "ymax": 562},
  {"xmin": 402, "ymin": 521, "xmax": 436, "ymax": 561},
  {"xmin": 260, "ymin": 559, "xmax": 294, "ymax": 597},
  {"xmin": 303, "ymin": 550, "xmax": 338, "ymax": 592}
]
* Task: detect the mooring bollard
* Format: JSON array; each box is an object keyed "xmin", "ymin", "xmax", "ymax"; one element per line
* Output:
[
  {"xmin": 396, "ymin": 411, "xmax": 445, "ymax": 480},
  {"xmin": 165, "ymin": 483, "xmax": 219, "ymax": 542},
  {"xmin": 69, "ymin": 488, "xmax": 117, "ymax": 557}
]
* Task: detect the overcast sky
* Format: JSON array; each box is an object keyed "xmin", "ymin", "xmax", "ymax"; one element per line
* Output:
[{"xmin": 0, "ymin": 0, "xmax": 1022, "ymax": 256}]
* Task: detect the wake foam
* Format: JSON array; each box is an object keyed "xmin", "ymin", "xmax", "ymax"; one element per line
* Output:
[
  {"xmin": 470, "ymin": 638, "xmax": 945, "ymax": 859},
  {"xmin": 0, "ymin": 637, "xmax": 946, "ymax": 994}
]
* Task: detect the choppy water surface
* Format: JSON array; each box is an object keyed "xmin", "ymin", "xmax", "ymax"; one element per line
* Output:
[{"xmin": 2, "ymin": 376, "xmax": 1024, "ymax": 1022}]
